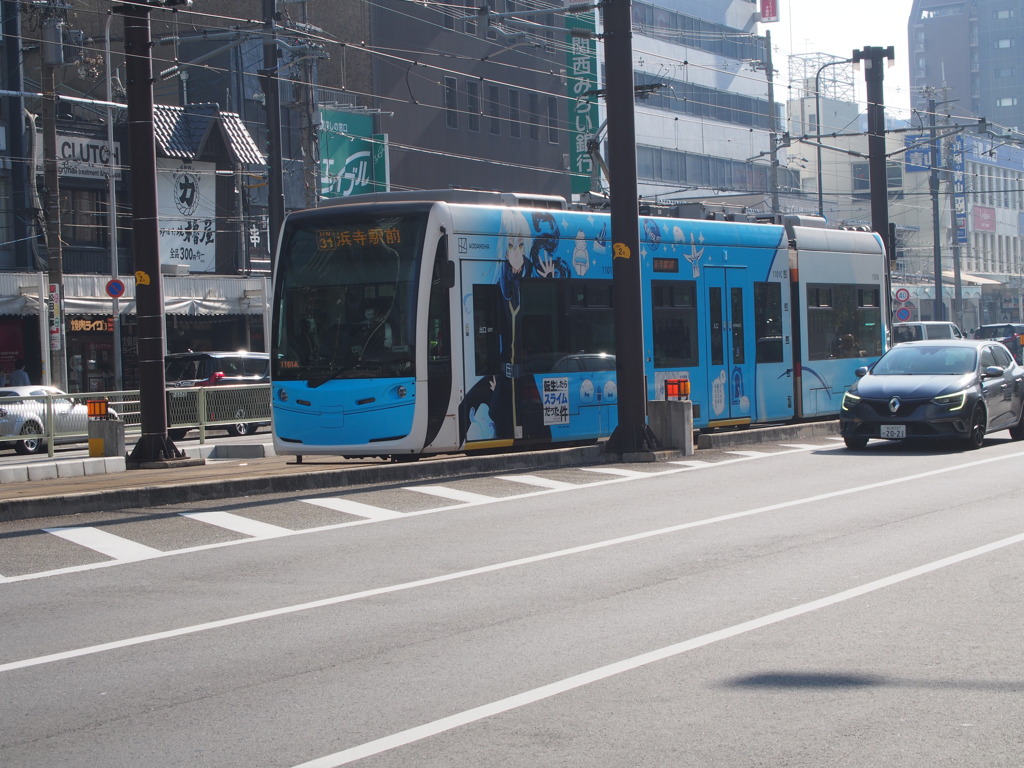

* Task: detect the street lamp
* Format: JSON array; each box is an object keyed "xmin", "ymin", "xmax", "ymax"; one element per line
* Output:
[{"xmin": 814, "ymin": 57, "xmax": 852, "ymax": 217}]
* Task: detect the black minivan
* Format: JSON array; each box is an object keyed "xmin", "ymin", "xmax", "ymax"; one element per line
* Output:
[{"xmin": 165, "ymin": 351, "xmax": 270, "ymax": 438}]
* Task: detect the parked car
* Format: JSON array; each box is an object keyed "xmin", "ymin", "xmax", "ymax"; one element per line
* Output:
[
  {"xmin": 973, "ymin": 323, "xmax": 1024, "ymax": 362},
  {"xmin": 165, "ymin": 351, "xmax": 270, "ymax": 439},
  {"xmin": 0, "ymin": 386, "xmax": 116, "ymax": 455},
  {"xmin": 839, "ymin": 339, "xmax": 1024, "ymax": 450},
  {"xmin": 890, "ymin": 321, "xmax": 964, "ymax": 344}
]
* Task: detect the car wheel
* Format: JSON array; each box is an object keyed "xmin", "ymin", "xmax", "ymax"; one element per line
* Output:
[
  {"xmin": 964, "ymin": 405, "xmax": 987, "ymax": 450},
  {"xmin": 1009, "ymin": 406, "xmax": 1024, "ymax": 440},
  {"xmin": 844, "ymin": 435, "xmax": 869, "ymax": 450},
  {"xmin": 226, "ymin": 421, "xmax": 256, "ymax": 437},
  {"xmin": 15, "ymin": 422, "xmax": 45, "ymax": 455}
]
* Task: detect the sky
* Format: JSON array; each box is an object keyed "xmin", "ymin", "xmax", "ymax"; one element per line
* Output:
[{"xmin": 763, "ymin": 0, "xmax": 917, "ymax": 117}]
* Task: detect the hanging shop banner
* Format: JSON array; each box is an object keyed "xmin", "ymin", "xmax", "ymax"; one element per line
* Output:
[
  {"xmin": 760, "ymin": 0, "xmax": 780, "ymax": 23},
  {"xmin": 949, "ymin": 136, "xmax": 968, "ymax": 244},
  {"xmin": 903, "ymin": 134, "xmax": 933, "ymax": 173},
  {"xmin": 566, "ymin": 11, "xmax": 600, "ymax": 197},
  {"xmin": 320, "ymin": 110, "xmax": 386, "ymax": 199},
  {"xmin": 157, "ymin": 159, "xmax": 217, "ymax": 273}
]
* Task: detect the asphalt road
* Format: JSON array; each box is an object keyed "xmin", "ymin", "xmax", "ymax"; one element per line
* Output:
[{"xmin": 1, "ymin": 433, "xmax": 1022, "ymax": 766}]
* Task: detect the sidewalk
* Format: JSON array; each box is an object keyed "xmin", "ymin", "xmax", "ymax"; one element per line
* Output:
[{"xmin": 0, "ymin": 421, "xmax": 839, "ymax": 523}]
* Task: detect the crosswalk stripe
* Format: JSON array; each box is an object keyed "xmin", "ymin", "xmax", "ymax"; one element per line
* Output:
[
  {"xmin": 43, "ymin": 527, "xmax": 161, "ymax": 562},
  {"xmin": 180, "ymin": 511, "xmax": 291, "ymax": 538},
  {"xmin": 404, "ymin": 485, "xmax": 496, "ymax": 504},
  {"xmin": 302, "ymin": 498, "xmax": 404, "ymax": 520},
  {"xmin": 496, "ymin": 474, "xmax": 579, "ymax": 491},
  {"xmin": 579, "ymin": 467, "xmax": 652, "ymax": 478}
]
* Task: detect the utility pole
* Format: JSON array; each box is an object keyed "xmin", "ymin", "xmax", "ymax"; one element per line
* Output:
[
  {"xmin": 765, "ymin": 30, "xmax": 779, "ymax": 217},
  {"xmin": 2, "ymin": 0, "xmax": 33, "ymax": 271},
  {"xmin": 41, "ymin": 15, "xmax": 67, "ymax": 389},
  {"xmin": 853, "ymin": 46, "xmax": 895, "ymax": 264},
  {"xmin": 261, "ymin": 0, "xmax": 286, "ymax": 264},
  {"xmin": 120, "ymin": 0, "xmax": 186, "ymax": 465},
  {"xmin": 603, "ymin": 0, "xmax": 656, "ymax": 454}
]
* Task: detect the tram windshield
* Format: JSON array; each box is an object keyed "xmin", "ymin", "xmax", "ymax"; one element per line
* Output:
[{"xmin": 273, "ymin": 212, "xmax": 427, "ymax": 385}]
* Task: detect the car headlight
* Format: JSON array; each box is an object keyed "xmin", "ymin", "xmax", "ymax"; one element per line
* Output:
[
  {"xmin": 932, "ymin": 390, "xmax": 967, "ymax": 410},
  {"xmin": 841, "ymin": 391, "xmax": 860, "ymax": 411}
]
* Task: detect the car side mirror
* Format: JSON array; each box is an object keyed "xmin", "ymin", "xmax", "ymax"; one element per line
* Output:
[
  {"xmin": 855, "ymin": 366, "xmax": 869, "ymax": 378},
  {"xmin": 983, "ymin": 365, "xmax": 1004, "ymax": 378}
]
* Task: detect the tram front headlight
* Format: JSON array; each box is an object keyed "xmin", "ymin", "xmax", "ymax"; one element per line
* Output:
[
  {"xmin": 276, "ymin": 388, "xmax": 289, "ymax": 402},
  {"xmin": 396, "ymin": 386, "xmax": 407, "ymax": 398}
]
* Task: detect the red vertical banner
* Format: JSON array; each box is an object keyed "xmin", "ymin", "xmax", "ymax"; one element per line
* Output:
[{"xmin": 760, "ymin": 0, "xmax": 779, "ymax": 23}]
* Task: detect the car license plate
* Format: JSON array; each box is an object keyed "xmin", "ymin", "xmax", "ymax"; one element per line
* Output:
[{"xmin": 881, "ymin": 424, "xmax": 906, "ymax": 439}]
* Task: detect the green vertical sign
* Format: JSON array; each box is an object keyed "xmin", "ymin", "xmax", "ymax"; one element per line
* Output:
[
  {"xmin": 320, "ymin": 110, "xmax": 388, "ymax": 198},
  {"xmin": 565, "ymin": 12, "xmax": 600, "ymax": 197}
]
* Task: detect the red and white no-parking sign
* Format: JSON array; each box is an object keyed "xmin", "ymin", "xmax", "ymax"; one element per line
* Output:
[{"xmin": 105, "ymin": 279, "xmax": 126, "ymax": 298}]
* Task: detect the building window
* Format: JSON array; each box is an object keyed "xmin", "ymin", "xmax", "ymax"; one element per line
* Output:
[
  {"xmin": 444, "ymin": 77, "xmax": 458, "ymax": 129},
  {"xmin": 995, "ymin": 67, "xmax": 1015, "ymax": 78},
  {"xmin": 467, "ymin": 80, "xmax": 480, "ymax": 132},
  {"xmin": 995, "ymin": 38, "xmax": 1014, "ymax": 48},
  {"xmin": 508, "ymin": 89, "xmax": 521, "ymax": 138},
  {"xmin": 996, "ymin": 97, "xmax": 1018, "ymax": 107},
  {"xmin": 61, "ymin": 188, "xmax": 106, "ymax": 247},
  {"xmin": 529, "ymin": 92, "xmax": 540, "ymax": 140},
  {"xmin": 995, "ymin": 9, "xmax": 1015, "ymax": 19},
  {"xmin": 546, "ymin": 95, "xmax": 559, "ymax": 144},
  {"xmin": 851, "ymin": 161, "xmax": 903, "ymax": 193},
  {"xmin": 488, "ymin": 84, "xmax": 501, "ymax": 135}
]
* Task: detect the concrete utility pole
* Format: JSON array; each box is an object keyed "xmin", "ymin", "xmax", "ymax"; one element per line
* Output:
[
  {"xmin": 927, "ymin": 94, "xmax": 945, "ymax": 321},
  {"xmin": 120, "ymin": 0, "xmax": 185, "ymax": 465},
  {"xmin": 853, "ymin": 46, "xmax": 895, "ymax": 264},
  {"xmin": 603, "ymin": 0, "xmax": 657, "ymax": 454},
  {"xmin": 262, "ymin": 0, "xmax": 286, "ymax": 264}
]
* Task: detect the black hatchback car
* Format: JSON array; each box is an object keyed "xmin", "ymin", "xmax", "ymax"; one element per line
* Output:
[{"xmin": 839, "ymin": 339, "xmax": 1024, "ymax": 450}]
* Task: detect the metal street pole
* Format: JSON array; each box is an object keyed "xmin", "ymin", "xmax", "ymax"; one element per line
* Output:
[
  {"xmin": 814, "ymin": 57, "xmax": 852, "ymax": 217},
  {"xmin": 603, "ymin": 0, "xmax": 656, "ymax": 454},
  {"xmin": 853, "ymin": 46, "xmax": 895, "ymax": 263},
  {"xmin": 121, "ymin": 1, "xmax": 184, "ymax": 465},
  {"xmin": 927, "ymin": 94, "xmax": 944, "ymax": 321},
  {"xmin": 764, "ymin": 30, "xmax": 779, "ymax": 217}
]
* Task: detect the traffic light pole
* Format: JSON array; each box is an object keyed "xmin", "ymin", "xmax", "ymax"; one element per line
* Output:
[{"xmin": 853, "ymin": 46, "xmax": 894, "ymax": 264}]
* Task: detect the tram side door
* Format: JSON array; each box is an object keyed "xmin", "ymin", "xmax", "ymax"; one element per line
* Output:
[{"xmin": 705, "ymin": 267, "xmax": 753, "ymax": 423}]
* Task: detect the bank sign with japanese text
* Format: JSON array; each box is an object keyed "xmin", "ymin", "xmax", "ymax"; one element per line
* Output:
[
  {"xmin": 566, "ymin": 12, "xmax": 600, "ymax": 197},
  {"xmin": 157, "ymin": 159, "xmax": 216, "ymax": 273},
  {"xmin": 320, "ymin": 110, "xmax": 388, "ymax": 199}
]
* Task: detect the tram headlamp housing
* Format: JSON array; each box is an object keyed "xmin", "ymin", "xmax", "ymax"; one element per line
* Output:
[{"xmin": 276, "ymin": 388, "xmax": 289, "ymax": 402}]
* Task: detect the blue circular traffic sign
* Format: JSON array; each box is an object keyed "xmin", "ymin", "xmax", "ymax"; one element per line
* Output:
[
  {"xmin": 895, "ymin": 307, "xmax": 912, "ymax": 322},
  {"xmin": 105, "ymin": 279, "xmax": 126, "ymax": 298}
]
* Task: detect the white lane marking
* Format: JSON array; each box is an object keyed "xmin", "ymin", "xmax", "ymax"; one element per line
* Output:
[
  {"xmin": 180, "ymin": 511, "xmax": 291, "ymax": 539},
  {"xmin": 496, "ymin": 474, "xmax": 579, "ymax": 491},
  {"xmin": 4, "ymin": 447, "xmax": 1022, "ymax": 586},
  {"xmin": 669, "ymin": 460, "xmax": 713, "ymax": 468},
  {"xmin": 726, "ymin": 450, "xmax": 770, "ymax": 458},
  {"xmin": 579, "ymin": 467, "xmax": 652, "ymax": 478},
  {"xmin": 7, "ymin": 457, "xmax": 1019, "ymax": 673},
  {"xmin": 42, "ymin": 527, "xmax": 161, "ymax": 562},
  {"xmin": 303, "ymin": 498, "xmax": 404, "ymax": 521},
  {"xmin": 405, "ymin": 485, "xmax": 496, "ymax": 504},
  {"xmin": 290, "ymin": 531, "xmax": 1024, "ymax": 767},
  {"xmin": 778, "ymin": 444, "xmax": 824, "ymax": 450}
]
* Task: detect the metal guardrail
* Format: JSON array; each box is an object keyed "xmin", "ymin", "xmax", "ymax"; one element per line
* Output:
[{"xmin": 0, "ymin": 384, "xmax": 271, "ymax": 457}]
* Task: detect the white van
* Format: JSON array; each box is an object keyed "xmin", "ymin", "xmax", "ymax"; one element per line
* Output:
[{"xmin": 891, "ymin": 321, "xmax": 965, "ymax": 344}]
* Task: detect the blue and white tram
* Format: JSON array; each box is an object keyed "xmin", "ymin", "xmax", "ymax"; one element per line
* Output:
[{"xmin": 270, "ymin": 193, "xmax": 887, "ymax": 459}]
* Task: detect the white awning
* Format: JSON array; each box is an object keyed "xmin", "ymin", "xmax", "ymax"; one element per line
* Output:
[{"xmin": 942, "ymin": 270, "xmax": 1003, "ymax": 286}]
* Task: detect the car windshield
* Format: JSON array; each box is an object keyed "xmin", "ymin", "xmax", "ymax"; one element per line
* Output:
[{"xmin": 873, "ymin": 345, "xmax": 976, "ymax": 376}]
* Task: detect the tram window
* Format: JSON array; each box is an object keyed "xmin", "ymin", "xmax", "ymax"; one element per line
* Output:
[
  {"xmin": 807, "ymin": 282, "xmax": 881, "ymax": 360},
  {"xmin": 754, "ymin": 282, "xmax": 783, "ymax": 363},
  {"xmin": 709, "ymin": 287, "xmax": 724, "ymax": 366},
  {"xmin": 473, "ymin": 284, "xmax": 501, "ymax": 376},
  {"xmin": 652, "ymin": 280, "xmax": 698, "ymax": 368},
  {"xmin": 731, "ymin": 287, "xmax": 745, "ymax": 365}
]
